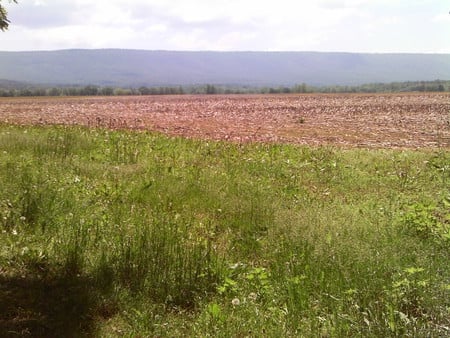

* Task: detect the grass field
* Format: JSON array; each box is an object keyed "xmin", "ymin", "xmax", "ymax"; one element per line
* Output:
[{"xmin": 0, "ymin": 123, "xmax": 448, "ymax": 336}]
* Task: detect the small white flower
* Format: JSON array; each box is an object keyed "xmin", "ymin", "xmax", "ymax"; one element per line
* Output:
[
  {"xmin": 231, "ymin": 298, "xmax": 240, "ymax": 306},
  {"xmin": 74, "ymin": 176, "xmax": 81, "ymax": 183},
  {"xmin": 19, "ymin": 216, "xmax": 26, "ymax": 221},
  {"xmin": 248, "ymin": 292, "xmax": 258, "ymax": 301},
  {"xmin": 230, "ymin": 262, "xmax": 242, "ymax": 269},
  {"xmin": 12, "ymin": 229, "xmax": 18, "ymax": 235}
]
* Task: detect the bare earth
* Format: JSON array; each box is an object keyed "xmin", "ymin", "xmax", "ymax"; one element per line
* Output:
[{"xmin": 0, "ymin": 93, "xmax": 449, "ymax": 149}]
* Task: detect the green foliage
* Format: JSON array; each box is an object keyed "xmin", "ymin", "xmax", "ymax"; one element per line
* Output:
[
  {"xmin": 401, "ymin": 197, "xmax": 450, "ymax": 243},
  {"xmin": 0, "ymin": 1, "xmax": 17, "ymax": 32},
  {"xmin": 383, "ymin": 267, "xmax": 434, "ymax": 335},
  {"xmin": 0, "ymin": 125, "xmax": 449, "ymax": 336},
  {"xmin": 1, "ymin": 79, "xmax": 449, "ymax": 97}
]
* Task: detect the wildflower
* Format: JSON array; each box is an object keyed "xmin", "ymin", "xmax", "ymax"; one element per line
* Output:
[
  {"xmin": 19, "ymin": 216, "xmax": 26, "ymax": 221},
  {"xmin": 12, "ymin": 229, "xmax": 18, "ymax": 235},
  {"xmin": 248, "ymin": 292, "xmax": 258, "ymax": 301},
  {"xmin": 230, "ymin": 262, "xmax": 242, "ymax": 269},
  {"xmin": 231, "ymin": 298, "xmax": 240, "ymax": 306},
  {"xmin": 74, "ymin": 176, "xmax": 81, "ymax": 183}
]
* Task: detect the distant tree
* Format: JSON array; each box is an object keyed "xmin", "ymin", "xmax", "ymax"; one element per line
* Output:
[
  {"xmin": 81, "ymin": 85, "xmax": 99, "ymax": 96},
  {"xmin": 0, "ymin": 0, "xmax": 17, "ymax": 31},
  {"xmin": 33, "ymin": 88, "xmax": 46, "ymax": 96},
  {"xmin": 19, "ymin": 88, "xmax": 32, "ymax": 96},
  {"xmin": 138, "ymin": 86, "xmax": 151, "ymax": 95},
  {"xmin": 295, "ymin": 83, "xmax": 307, "ymax": 93},
  {"xmin": 101, "ymin": 87, "xmax": 114, "ymax": 96},
  {"xmin": 206, "ymin": 84, "xmax": 217, "ymax": 94},
  {"xmin": 48, "ymin": 87, "xmax": 61, "ymax": 96},
  {"xmin": 63, "ymin": 87, "xmax": 82, "ymax": 96},
  {"xmin": 114, "ymin": 88, "xmax": 132, "ymax": 96}
]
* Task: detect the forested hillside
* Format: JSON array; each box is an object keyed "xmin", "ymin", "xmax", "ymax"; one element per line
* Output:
[{"xmin": 0, "ymin": 50, "xmax": 449, "ymax": 87}]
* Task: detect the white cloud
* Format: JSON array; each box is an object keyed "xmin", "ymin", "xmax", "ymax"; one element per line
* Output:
[
  {"xmin": 433, "ymin": 13, "xmax": 450, "ymax": 23},
  {"xmin": 1, "ymin": 0, "xmax": 449, "ymax": 52}
]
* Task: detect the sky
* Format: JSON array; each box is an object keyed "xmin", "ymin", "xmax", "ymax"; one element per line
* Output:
[{"xmin": 1, "ymin": 0, "xmax": 449, "ymax": 53}]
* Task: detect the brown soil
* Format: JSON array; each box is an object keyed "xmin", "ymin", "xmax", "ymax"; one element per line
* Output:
[{"xmin": 0, "ymin": 93, "xmax": 449, "ymax": 148}]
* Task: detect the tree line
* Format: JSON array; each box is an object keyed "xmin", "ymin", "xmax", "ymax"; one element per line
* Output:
[{"xmin": 0, "ymin": 80, "xmax": 448, "ymax": 97}]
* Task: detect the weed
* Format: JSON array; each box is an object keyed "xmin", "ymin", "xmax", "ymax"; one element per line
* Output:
[
  {"xmin": 401, "ymin": 197, "xmax": 450, "ymax": 244},
  {"xmin": 0, "ymin": 125, "xmax": 448, "ymax": 336}
]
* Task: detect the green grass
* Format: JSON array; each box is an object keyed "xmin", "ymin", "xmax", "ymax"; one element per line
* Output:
[{"xmin": 0, "ymin": 124, "xmax": 449, "ymax": 337}]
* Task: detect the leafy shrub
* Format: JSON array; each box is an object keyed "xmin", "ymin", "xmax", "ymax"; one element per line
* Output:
[{"xmin": 402, "ymin": 197, "xmax": 450, "ymax": 243}]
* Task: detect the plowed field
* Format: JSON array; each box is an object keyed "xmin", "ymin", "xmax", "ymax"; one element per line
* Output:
[{"xmin": 1, "ymin": 93, "xmax": 449, "ymax": 148}]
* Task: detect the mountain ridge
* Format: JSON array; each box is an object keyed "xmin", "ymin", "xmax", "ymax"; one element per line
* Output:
[{"xmin": 0, "ymin": 49, "xmax": 449, "ymax": 87}]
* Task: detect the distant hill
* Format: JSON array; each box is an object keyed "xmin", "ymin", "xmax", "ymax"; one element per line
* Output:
[
  {"xmin": 0, "ymin": 78, "xmax": 31, "ymax": 89},
  {"xmin": 0, "ymin": 49, "xmax": 449, "ymax": 87}
]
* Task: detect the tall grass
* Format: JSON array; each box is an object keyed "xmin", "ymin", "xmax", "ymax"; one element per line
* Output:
[{"xmin": 0, "ymin": 124, "xmax": 448, "ymax": 336}]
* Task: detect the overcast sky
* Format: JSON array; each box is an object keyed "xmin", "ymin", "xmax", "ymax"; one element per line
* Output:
[{"xmin": 1, "ymin": 0, "xmax": 449, "ymax": 53}]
